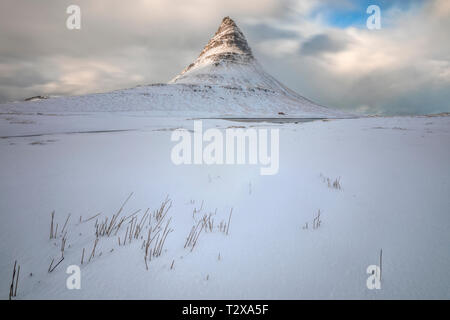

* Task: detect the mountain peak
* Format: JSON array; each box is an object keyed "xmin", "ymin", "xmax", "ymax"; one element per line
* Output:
[
  {"xmin": 207, "ymin": 16, "xmax": 253, "ymax": 60},
  {"xmin": 171, "ymin": 17, "xmax": 254, "ymax": 82},
  {"xmin": 196, "ymin": 16, "xmax": 254, "ymax": 64},
  {"xmin": 218, "ymin": 16, "xmax": 237, "ymax": 31}
]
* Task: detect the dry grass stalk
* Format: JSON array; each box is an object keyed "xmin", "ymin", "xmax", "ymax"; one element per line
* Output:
[
  {"xmin": 9, "ymin": 260, "xmax": 19, "ymax": 300},
  {"xmin": 185, "ymin": 220, "xmax": 204, "ymax": 251},
  {"xmin": 153, "ymin": 218, "xmax": 172, "ymax": 257},
  {"xmin": 145, "ymin": 228, "xmax": 152, "ymax": 259},
  {"xmin": 226, "ymin": 208, "xmax": 233, "ymax": 235},
  {"xmin": 114, "ymin": 217, "xmax": 126, "ymax": 236},
  {"xmin": 201, "ymin": 213, "xmax": 215, "ymax": 232},
  {"xmin": 153, "ymin": 233, "xmax": 160, "ymax": 255},
  {"xmin": 14, "ymin": 265, "xmax": 19, "ymax": 297},
  {"xmin": 185, "ymin": 224, "xmax": 196, "ymax": 248},
  {"xmin": 192, "ymin": 200, "xmax": 204, "ymax": 218},
  {"xmin": 332, "ymin": 177, "xmax": 342, "ymax": 190},
  {"xmin": 313, "ymin": 210, "xmax": 322, "ymax": 229},
  {"xmin": 50, "ymin": 211, "xmax": 55, "ymax": 239},
  {"xmin": 134, "ymin": 209, "xmax": 149, "ymax": 239},
  {"xmin": 81, "ymin": 248, "xmax": 85, "ymax": 264},
  {"xmin": 218, "ymin": 220, "xmax": 226, "ymax": 233},
  {"xmin": 60, "ymin": 213, "xmax": 71, "ymax": 236},
  {"xmin": 144, "ymin": 256, "xmax": 149, "ymax": 270},
  {"xmin": 320, "ymin": 173, "xmax": 342, "ymax": 190},
  {"xmin": 88, "ymin": 238, "xmax": 99, "ymax": 262},
  {"xmin": 379, "ymin": 249, "xmax": 383, "ymax": 282},
  {"xmin": 124, "ymin": 226, "xmax": 129, "ymax": 245},
  {"xmin": 48, "ymin": 256, "xmax": 64, "ymax": 273},
  {"xmin": 61, "ymin": 232, "xmax": 67, "ymax": 257},
  {"xmin": 81, "ymin": 212, "xmax": 100, "ymax": 224},
  {"xmin": 48, "ymin": 258, "xmax": 54, "ymax": 273},
  {"xmin": 123, "ymin": 208, "xmax": 141, "ymax": 222},
  {"xmin": 108, "ymin": 192, "xmax": 133, "ymax": 231},
  {"xmin": 142, "ymin": 214, "xmax": 173, "ymax": 269},
  {"xmin": 95, "ymin": 193, "xmax": 134, "ymax": 238},
  {"xmin": 128, "ymin": 218, "xmax": 135, "ymax": 243},
  {"xmin": 152, "ymin": 197, "xmax": 172, "ymax": 232}
]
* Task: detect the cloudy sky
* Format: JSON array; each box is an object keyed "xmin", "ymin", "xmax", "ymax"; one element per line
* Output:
[{"xmin": 0, "ymin": 0, "xmax": 449, "ymax": 115}]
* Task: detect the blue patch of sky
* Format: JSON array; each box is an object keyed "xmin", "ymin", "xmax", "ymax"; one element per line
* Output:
[{"xmin": 310, "ymin": 0, "xmax": 425, "ymax": 28}]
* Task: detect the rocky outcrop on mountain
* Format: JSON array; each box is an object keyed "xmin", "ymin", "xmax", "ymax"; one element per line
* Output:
[{"xmin": 174, "ymin": 16, "xmax": 255, "ymax": 78}]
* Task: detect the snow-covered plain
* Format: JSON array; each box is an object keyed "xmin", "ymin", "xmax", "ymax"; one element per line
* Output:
[
  {"xmin": 0, "ymin": 83, "xmax": 346, "ymax": 118},
  {"xmin": 0, "ymin": 111, "xmax": 449, "ymax": 299}
]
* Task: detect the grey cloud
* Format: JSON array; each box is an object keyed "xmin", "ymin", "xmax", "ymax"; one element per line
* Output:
[
  {"xmin": 243, "ymin": 23, "xmax": 300, "ymax": 41},
  {"xmin": 0, "ymin": 68, "xmax": 49, "ymax": 87},
  {"xmin": 347, "ymin": 69, "xmax": 450, "ymax": 116},
  {"xmin": 300, "ymin": 34, "xmax": 347, "ymax": 56}
]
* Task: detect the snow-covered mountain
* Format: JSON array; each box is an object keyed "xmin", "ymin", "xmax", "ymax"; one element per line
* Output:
[
  {"xmin": 170, "ymin": 16, "xmax": 288, "ymax": 90},
  {"xmin": 0, "ymin": 17, "xmax": 348, "ymax": 118}
]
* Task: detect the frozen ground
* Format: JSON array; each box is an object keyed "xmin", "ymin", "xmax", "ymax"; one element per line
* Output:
[{"xmin": 0, "ymin": 112, "xmax": 449, "ymax": 299}]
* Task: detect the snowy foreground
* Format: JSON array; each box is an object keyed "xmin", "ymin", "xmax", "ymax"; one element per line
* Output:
[{"xmin": 0, "ymin": 112, "xmax": 449, "ymax": 299}]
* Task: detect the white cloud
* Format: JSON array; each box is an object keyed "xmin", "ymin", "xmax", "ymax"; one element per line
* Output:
[{"xmin": 256, "ymin": 0, "xmax": 450, "ymax": 114}]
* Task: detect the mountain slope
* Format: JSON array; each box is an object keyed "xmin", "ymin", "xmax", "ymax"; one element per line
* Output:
[{"xmin": 0, "ymin": 17, "xmax": 348, "ymax": 118}]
